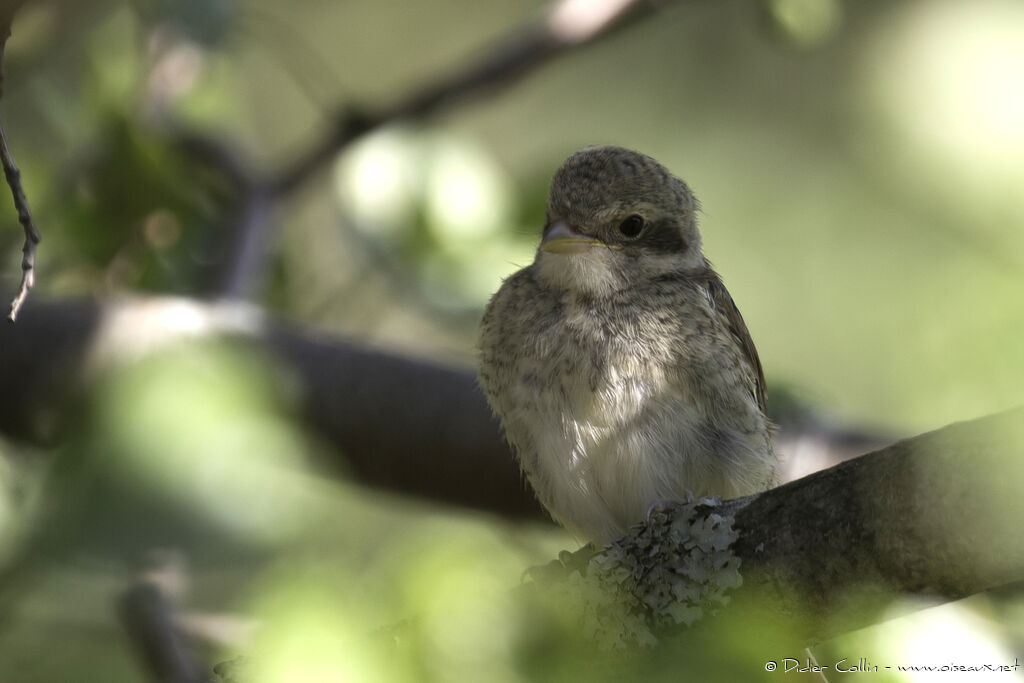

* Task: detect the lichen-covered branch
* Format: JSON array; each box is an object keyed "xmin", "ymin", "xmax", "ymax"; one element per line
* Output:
[
  {"xmin": 529, "ymin": 498, "xmax": 743, "ymax": 650},
  {"xmin": 528, "ymin": 408, "xmax": 1024, "ymax": 647}
]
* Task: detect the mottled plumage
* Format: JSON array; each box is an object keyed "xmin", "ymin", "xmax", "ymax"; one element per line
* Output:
[{"xmin": 478, "ymin": 146, "xmax": 776, "ymax": 545}]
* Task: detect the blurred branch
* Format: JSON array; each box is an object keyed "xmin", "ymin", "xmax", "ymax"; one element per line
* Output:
[
  {"xmin": 173, "ymin": 0, "xmax": 675, "ymax": 299},
  {"xmin": 0, "ymin": 0, "xmax": 687, "ymax": 307},
  {"xmin": 174, "ymin": 133, "xmax": 274, "ymax": 298},
  {"xmin": 267, "ymin": 0, "xmax": 670, "ymax": 196},
  {"xmin": 184, "ymin": 0, "xmax": 678, "ymax": 299},
  {"xmin": 119, "ymin": 550, "xmax": 255, "ymax": 683},
  {"xmin": 0, "ymin": 2, "xmax": 41, "ymax": 322},
  {"xmin": 2, "ymin": 297, "xmax": 1022, "ymax": 647},
  {"xmin": 118, "ymin": 582, "xmax": 204, "ymax": 683},
  {"xmin": 0, "ymin": 297, "xmax": 542, "ymax": 519},
  {"xmin": 533, "ymin": 408, "xmax": 1024, "ymax": 647}
]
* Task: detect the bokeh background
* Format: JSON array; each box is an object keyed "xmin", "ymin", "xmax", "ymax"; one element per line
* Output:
[{"xmin": 0, "ymin": 0, "xmax": 1022, "ymax": 680}]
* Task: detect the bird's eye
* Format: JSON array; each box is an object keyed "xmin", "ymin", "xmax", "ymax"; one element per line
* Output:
[{"xmin": 618, "ymin": 214, "xmax": 645, "ymax": 238}]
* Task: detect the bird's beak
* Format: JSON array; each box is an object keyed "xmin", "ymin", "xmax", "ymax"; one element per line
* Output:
[{"xmin": 541, "ymin": 221, "xmax": 604, "ymax": 254}]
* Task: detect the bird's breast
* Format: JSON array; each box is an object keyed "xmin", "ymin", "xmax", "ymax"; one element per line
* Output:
[
  {"xmin": 499, "ymin": 296, "xmax": 709, "ymax": 532},
  {"xmin": 480, "ymin": 275, "xmax": 771, "ymax": 543},
  {"xmin": 518, "ymin": 297, "xmax": 679, "ymax": 426}
]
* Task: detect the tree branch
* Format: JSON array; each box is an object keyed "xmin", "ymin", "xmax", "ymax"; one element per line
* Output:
[
  {"xmin": 0, "ymin": 297, "xmax": 542, "ymax": 519},
  {"xmin": 150, "ymin": 0, "xmax": 683, "ymax": 302},
  {"xmin": 0, "ymin": 4, "xmax": 41, "ymax": 322},
  {"xmin": 118, "ymin": 582, "xmax": 204, "ymax": 683},
  {"xmin": 267, "ymin": 0, "xmax": 670, "ymax": 196},
  {"xmin": 173, "ymin": 132, "xmax": 275, "ymax": 299},
  {"xmin": 529, "ymin": 408, "xmax": 1024, "ymax": 647},
  {"xmin": 2, "ymin": 297, "xmax": 1022, "ymax": 645}
]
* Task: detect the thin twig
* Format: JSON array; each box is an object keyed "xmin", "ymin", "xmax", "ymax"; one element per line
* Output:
[
  {"xmin": 268, "ymin": 0, "xmax": 665, "ymax": 196},
  {"xmin": 0, "ymin": 10, "xmax": 41, "ymax": 322},
  {"xmin": 1, "ymin": 125, "xmax": 38, "ymax": 321}
]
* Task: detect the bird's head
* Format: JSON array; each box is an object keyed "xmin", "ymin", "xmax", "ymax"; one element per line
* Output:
[{"xmin": 535, "ymin": 146, "xmax": 704, "ymax": 295}]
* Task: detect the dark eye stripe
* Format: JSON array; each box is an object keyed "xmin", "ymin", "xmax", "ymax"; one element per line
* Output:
[{"xmin": 634, "ymin": 219, "xmax": 688, "ymax": 254}]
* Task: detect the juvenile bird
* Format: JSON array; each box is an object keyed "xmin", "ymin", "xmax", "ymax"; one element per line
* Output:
[{"xmin": 478, "ymin": 146, "xmax": 777, "ymax": 545}]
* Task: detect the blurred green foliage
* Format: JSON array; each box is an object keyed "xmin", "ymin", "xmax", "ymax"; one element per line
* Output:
[
  {"xmin": 0, "ymin": 0, "xmax": 1023, "ymax": 680},
  {"xmin": 3, "ymin": 0, "xmax": 1021, "ymax": 429},
  {"xmin": 58, "ymin": 113, "xmax": 232, "ymax": 293}
]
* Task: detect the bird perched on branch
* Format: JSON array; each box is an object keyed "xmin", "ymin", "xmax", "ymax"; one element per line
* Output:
[{"xmin": 478, "ymin": 146, "xmax": 777, "ymax": 545}]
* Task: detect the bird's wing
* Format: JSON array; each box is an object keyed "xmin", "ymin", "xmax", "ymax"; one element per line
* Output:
[{"xmin": 702, "ymin": 268, "xmax": 768, "ymax": 413}]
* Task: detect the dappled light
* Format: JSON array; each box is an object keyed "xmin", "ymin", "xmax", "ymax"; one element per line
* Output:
[{"xmin": 0, "ymin": 0, "xmax": 1021, "ymax": 681}]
